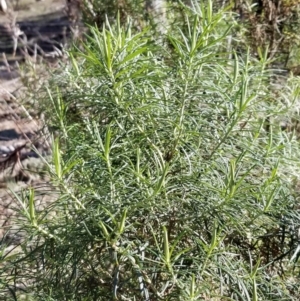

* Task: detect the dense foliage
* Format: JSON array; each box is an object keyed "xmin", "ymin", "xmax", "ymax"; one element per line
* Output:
[{"xmin": 1, "ymin": 0, "xmax": 300, "ymax": 300}]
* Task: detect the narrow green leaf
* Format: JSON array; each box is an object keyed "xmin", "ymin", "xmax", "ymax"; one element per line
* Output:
[
  {"xmin": 118, "ymin": 208, "xmax": 127, "ymax": 235},
  {"xmin": 233, "ymin": 52, "xmax": 239, "ymax": 84},
  {"xmin": 190, "ymin": 274, "xmax": 195, "ymax": 299},
  {"xmin": 264, "ymin": 186, "xmax": 278, "ymax": 212},
  {"xmin": 70, "ymin": 52, "xmax": 80, "ymax": 76},
  {"xmin": 28, "ymin": 188, "xmax": 37, "ymax": 227},
  {"xmin": 153, "ymin": 162, "xmax": 169, "ymax": 196},
  {"xmin": 99, "ymin": 221, "xmax": 110, "ymax": 240},
  {"xmin": 119, "ymin": 47, "xmax": 148, "ymax": 65},
  {"xmin": 105, "ymin": 126, "xmax": 112, "ymax": 159},
  {"xmin": 163, "ymin": 226, "xmax": 170, "ymax": 267},
  {"xmin": 53, "ymin": 137, "xmax": 62, "ymax": 179}
]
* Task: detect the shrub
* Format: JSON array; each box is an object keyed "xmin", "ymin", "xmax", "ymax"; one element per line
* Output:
[{"xmin": 2, "ymin": 1, "xmax": 300, "ymax": 300}]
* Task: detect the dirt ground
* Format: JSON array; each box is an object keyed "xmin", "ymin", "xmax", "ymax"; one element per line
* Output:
[
  {"xmin": 0, "ymin": 0, "xmax": 78, "ymax": 245},
  {"xmin": 0, "ymin": 0, "xmax": 66, "ymax": 21}
]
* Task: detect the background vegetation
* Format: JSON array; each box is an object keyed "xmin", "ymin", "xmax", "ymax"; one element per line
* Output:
[{"xmin": 1, "ymin": 0, "xmax": 300, "ymax": 300}]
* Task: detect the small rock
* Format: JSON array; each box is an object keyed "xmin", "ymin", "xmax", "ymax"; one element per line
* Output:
[
  {"xmin": 0, "ymin": 0, "xmax": 7, "ymax": 13},
  {"xmin": 0, "ymin": 145, "xmax": 15, "ymax": 154}
]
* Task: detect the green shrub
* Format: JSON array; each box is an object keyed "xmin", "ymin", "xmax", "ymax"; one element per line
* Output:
[{"xmin": 2, "ymin": 1, "xmax": 300, "ymax": 300}]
